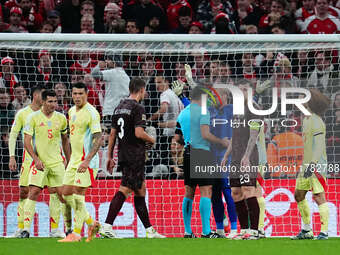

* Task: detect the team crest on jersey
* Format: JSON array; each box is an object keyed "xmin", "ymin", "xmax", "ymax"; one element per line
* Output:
[
  {"xmin": 72, "ymin": 115, "xmax": 76, "ymax": 122},
  {"xmin": 142, "ymin": 114, "xmax": 146, "ymax": 121},
  {"xmin": 47, "ymin": 121, "xmax": 52, "ymax": 127},
  {"xmin": 40, "ymin": 122, "xmax": 45, "ymax": 127}
]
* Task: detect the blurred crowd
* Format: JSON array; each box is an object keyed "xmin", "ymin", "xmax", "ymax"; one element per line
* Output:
[
  {"xmin": 1, "ymin": 0, "xmax": 340, "ymax": 180},
  {"xmin": 0, "ymin": 0, "xmax": 340, "ymax": 34}
]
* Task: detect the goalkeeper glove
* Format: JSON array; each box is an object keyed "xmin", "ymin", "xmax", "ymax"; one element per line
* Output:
[
  {"xmin": 184, "ymin": 64, "xmax": 192, "ymax": 81},
  {"xmin": 184, "ymin": 64, "xmax": 197, "ymax": 89},
  {"xmin": 171, "ymin": 79, "xmax": 185, "ymax": 97},
  {"xmin": 256, "ymin": 80, "xmax": 271, "ymax": 94},
  {"xmin": 304, "ymin": 162, "xmax": 316, "ymax": 178},
  {"xmin": 145, "ymin": 126, "xmax": 157, "ymax": 149}
]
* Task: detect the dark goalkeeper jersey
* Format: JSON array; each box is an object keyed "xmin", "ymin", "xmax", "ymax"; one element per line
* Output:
[
  {"xmin": 231, "ymin": 103, "xmax": 261, "ymax": 166},
  {"xmin": 112, "ymin": 98, "xmax": 146, "ymax": 163}
]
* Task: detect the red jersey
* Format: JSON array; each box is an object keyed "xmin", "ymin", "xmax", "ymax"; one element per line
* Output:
[
  {"xmin": 0, "ymin": 72, "xmax": 19, "ymax": 100},
  {"xmin": 296, "ymin": 6, "xmax": 340, "ymax": 31},
  {"xmin": 37, "ymin": 66, "xmax": 51, "ymax": 82},
  {"xmin": 302, "ymin": 14, "xmax": 340, "ymax": 34},
  {"xmin": 4, "ymin": 0, "xmax": 19, "ymax": 10},
  {"xmin": 296, "ymin": 6, "xmax": 340, "ymax": 21},
  {"xmin": 22, "ymin": 8, "xmax": 43, "ymax": 30},
  {"xmin": 243, "ymin": 70, "xmax": 257, "ymax": 87},
  {"xmin": 5, "ymin": 0, "xmax": 43, "ymax": 13},
  {"xmin": 69, "ymin": 59, "xmax": 98, "ymax": 74},
  {"xmin": 5, "ymin": 1, "xmax": 43, "ymax": 30},
  {"xmin": 167, "ymin": 0, "xmax": 191, "ymax": 30}
]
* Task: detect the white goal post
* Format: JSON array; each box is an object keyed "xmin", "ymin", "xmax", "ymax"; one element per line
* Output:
[{"xmin": 0, "ymin": 34, "xmax": 339, "ymax": 238}]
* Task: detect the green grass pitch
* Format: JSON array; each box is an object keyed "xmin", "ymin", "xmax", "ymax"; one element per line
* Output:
[{"xmin": 1, "ymin": 238, "xmax": 339, "ymax": 255}]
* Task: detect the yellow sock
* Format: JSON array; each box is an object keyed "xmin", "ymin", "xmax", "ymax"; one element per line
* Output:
[
  {"xmin": 318, "ymin": 203, "xmax": 329, "ymax": 233},
  {"xmin": 257, "ymin": 196, "xmax": 265, "ymax": 230},
  {"xmin": 61, "ymin": 203, "xmax": 72, "ymax": 231},
  {"xmin": 297, "ymin": 199, "xmax": 311, "ymax": 229},
  {"xmin": 74, "ymin": 228, "xmax": 81, "ymax": 236},
  {"xmin": 85, "ymin": 216, "xmax": 94, "ymax": 226},
  {"xmin": 49, "ymin": 193, "xmax": 61, "ymax": 230},
  {"xmin": 17, "ymin": 198, "xmax": 27, "ymax": 229},
  {"xmin": 74, "ymin": 194, "xmax": 92, "ymax": 232},
  {"xmin": 23, "ymin": 199, "xmax": 36, "ymax": 231},
  {"xmin": 74, "ymin": 194, "xmax": 93, "ymax": 225},
  {"xmin": 63, "ymin": 195, "xmax": 76, "ymax": 210}
]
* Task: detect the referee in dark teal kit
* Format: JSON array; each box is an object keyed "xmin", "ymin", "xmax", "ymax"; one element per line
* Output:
[{"xmin": 175, "ymin": 86, "xmax": 228, "ymax": 238}]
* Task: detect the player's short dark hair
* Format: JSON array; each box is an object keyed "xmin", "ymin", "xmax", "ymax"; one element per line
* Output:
[
  {"xmin": 191, "ymin": 86, "xmax": 207, "ymax": 100},
  {"xmin": 72, "ymin": 82, "xmax": 88, "ymax": 92},
  {"xmin": 129, "ymin": 77, "xmax": 145, "ymax": 94},
  {"xmin": 307, "ymin": 88, "xmax": 330, "ymax": 116},
  {"xmin": 30, "ymin": 85, "xmax": 44, "ymax": 98},
  {"xmin": 42, "ymin": 89, "xmax": 57, "ymax": 101}
]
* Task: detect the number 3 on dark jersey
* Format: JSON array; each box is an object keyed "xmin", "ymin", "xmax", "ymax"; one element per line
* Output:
[{"xmin": 118, "ymin": 117, "xmax": 124, "ymax": 139}]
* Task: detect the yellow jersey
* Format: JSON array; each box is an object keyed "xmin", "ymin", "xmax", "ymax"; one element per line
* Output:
[
  {"xmin": 68, "ymin": 103, "xmax": 101, "ymax": 169},
  {"xmin": 24, "ymin": 110, "xmax": 67, "ymax": 167},
  {"xmin": 302, "ymin": 113, "xmax": 327, "ymax": 175},
  {"xmin": 9, "ymin": 105, "xmax": 34, "ymax": 158}
]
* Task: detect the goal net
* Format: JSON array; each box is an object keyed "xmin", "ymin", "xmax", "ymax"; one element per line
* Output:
[{"xmin": 0, "ymin": 34, "xmax": 339, "ymax": 237}]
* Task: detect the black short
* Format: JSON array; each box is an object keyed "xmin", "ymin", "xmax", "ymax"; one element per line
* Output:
[
  {"xmin": 229, "ymin": 162, "xmax": 257, "ymax": 187},
  {"xmin": 229, "ymin": 176, "xmax": 257, "ymax": 187},
  {"xmin": 118, "ymin": 161, "xmax": 145, "ymax": 191},
  {"xmin": 183, "ymin": 146, "xmax": 215, "ymax": 187}
]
